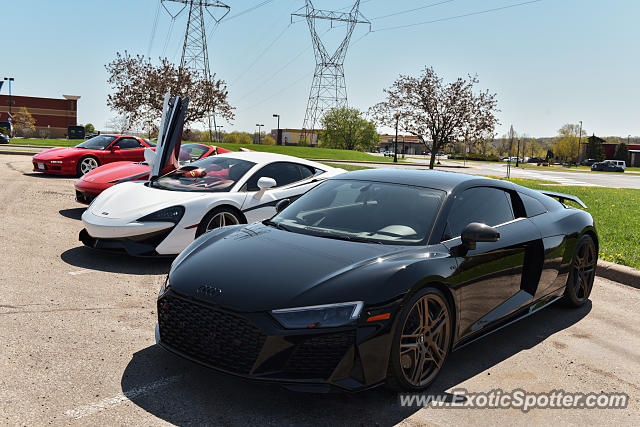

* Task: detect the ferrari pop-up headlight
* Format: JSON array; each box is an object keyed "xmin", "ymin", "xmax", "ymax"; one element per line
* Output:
[{"xmin": 271, "ymin": 301, "xmax": 364, "ymax": 329}]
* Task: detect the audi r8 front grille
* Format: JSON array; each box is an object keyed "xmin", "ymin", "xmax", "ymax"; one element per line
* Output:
[
  {"xmin": 284, "ymin": 331, "xmax": 355, "ymax": 378},
  {"xmin": 158, "ymin": 293, "xmax": 266, "ymax": 375}
]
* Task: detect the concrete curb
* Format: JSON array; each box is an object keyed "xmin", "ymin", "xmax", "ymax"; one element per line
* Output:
[
  {"xmin": 0, "ymin": 149, "xmax": 38, "ymax": 156},
  {"xmin": 597, "ymin": 260, "xmax": 640, "ymax": 289}
]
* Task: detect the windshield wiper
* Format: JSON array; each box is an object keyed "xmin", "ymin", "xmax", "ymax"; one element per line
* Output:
[
  {"xmin": 263, "ymin": 219, "xmax": 295, "ymax": 232},
  {"xmin": 303, "ymin": 227, "xmax": 382, "ymax": 244}
]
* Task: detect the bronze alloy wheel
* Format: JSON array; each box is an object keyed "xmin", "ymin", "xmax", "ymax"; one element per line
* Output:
[
  {"xmin": 397, "ymin": 290, "xmax": 451, "ymax": 388},
  {"xmin": 565, "ymin": 235, "xmax": 596, "ymax": 306}
]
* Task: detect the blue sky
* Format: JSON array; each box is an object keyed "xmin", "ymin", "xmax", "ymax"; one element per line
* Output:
[{"xmin": 3, "ymin": 0, "xmax": 639, "ymax": 137}]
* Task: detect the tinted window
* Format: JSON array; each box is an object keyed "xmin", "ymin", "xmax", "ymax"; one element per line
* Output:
[
  {"xmin": 115, "ymin": 138, "xmax": 143, "ymax": 149},
  {"xmin": 272, "ymin": 180, "xmax": 445, "ymax": 245},
  {"xmin": 443, "ymin": 187, "xmax": 515, "ymax": 240},
  {"xmin": 245, "ymin": 162, "xmax": 304, "ymax": 191},
  {"xmin": 299, "ymin": 164, "xmax": 315, "ymax": 179},
  {"xmin": 76, "ymin": 135, "xmax": 117, "ymax": 150},
  {"xmin": 519, "ymin": 193, "xmax": 547, "ymax": 217}
]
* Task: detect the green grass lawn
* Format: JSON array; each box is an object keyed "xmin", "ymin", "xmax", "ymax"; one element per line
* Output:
[
  {"xmin": 11, "ymin": 138, "xmax": 398, "ymax": 163},
  {"xmin": 517, "ymin": 163, "xmax": 640, "ymax": 174},
  {"xmin": 321, "ymin": 162, "xmax": 371, "ymax": 171},
  {"xmin": 500, "ymin": 178, "xmax": 640, "ymax": 269}
]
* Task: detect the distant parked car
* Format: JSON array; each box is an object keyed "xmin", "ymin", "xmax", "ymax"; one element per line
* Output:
[
  {"xmin": 528, "ymin": 157, "xmax": 546, "ymax": 163},
  {"xmin": 0, "ymin": 131, "xmax": 9, "ymax": 144},
  {"xmin": 581, "ymin": 158, "xmax": 597, "ymax": 166},
  {"xmin": 0, "ymin": 121, "xmax": 12, "ymax": 137},
  {"xmin": 591, "ymin": 160, "xmax": 624, "ymax": 172}
]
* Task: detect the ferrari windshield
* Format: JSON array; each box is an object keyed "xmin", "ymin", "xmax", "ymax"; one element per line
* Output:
[
  {"xmin": 155, "ymin": 157, "xmax": 255, "ymax": 192},
  {"xmin": 76, "ymin": 135, "xmax": 118, "ymax": 150},
  {"xmin": 271, "ymin": 180, "xmax": 445, "ymax": 245}
]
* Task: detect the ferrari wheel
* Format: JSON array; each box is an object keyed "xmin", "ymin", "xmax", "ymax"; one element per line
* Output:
[
  {"xmin": 195, "ymin": 206, "xmax": 241, "ymax": 238},
  {"xmin": 563, "ymin": 234, "xmax": 596, "ymax": 307},
  {"xmin": 77, "ymin": 156, "xmax": 99, "ymax": 176},
  {"xmin": 387, "ymin": 287, "xmax": 452, "ymax": 391}
]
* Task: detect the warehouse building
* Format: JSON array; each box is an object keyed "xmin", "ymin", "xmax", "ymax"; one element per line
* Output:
[{"xmin": 0, "ymin": 94, "xmax": 80, "ymax": 138}]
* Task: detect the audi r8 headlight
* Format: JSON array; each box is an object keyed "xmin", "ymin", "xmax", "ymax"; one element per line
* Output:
[
  {"xmin": 138, "ymin": 205, "xmax": 185, "ymax": 223},
  {"xmin": 271, "ymin": 301, "xmax": 364, "ymax": 329}
]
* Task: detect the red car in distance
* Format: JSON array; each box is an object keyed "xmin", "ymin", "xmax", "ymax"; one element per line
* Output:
[
  {"xmin": 32, "ymin": 134, "xmax": 156, "ymax": 177},
  {"xmin": 74, "ymin": 143, "xmax": 230, "ymax": 204}
]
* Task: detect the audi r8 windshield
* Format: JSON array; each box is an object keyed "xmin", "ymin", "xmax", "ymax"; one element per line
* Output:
[
  {"xmin": 270, "ymin": 180, "xmax": 445, "ymax": 245},
  {"xmin": 76, "ymin": 135, "xmax": 118, "ymax": 150},
  {"xmin": 155, "ymin": 157, "xmax": 255, "ymax": 192}
]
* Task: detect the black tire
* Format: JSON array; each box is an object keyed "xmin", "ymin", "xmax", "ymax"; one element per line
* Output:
[
  {"xmin": 386, "ymin": 287, "xmax": 453, "ymax": 392},
  {"xmin": 195, "ymin": 206, "xmax": 243, "ymax": 238},
  {"xmin": 76, "ymin": 156, "xmax": 100, "ymax": 177},
  {"xmin": 563, "ymin": 234, "xmax": 597, "ymax": 307}
]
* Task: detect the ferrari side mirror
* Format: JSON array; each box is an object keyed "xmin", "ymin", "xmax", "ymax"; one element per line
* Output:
[
  {"xmin": 461, "ymin": 222, "xmax": 500, "ymax": 251},
  {"xmin": 275, "ymin": 199, "xmax": 291, "ymax": 213},
  {"xmin": 111, "ymin": 145, "xmax": 121, "ymax": 152}
]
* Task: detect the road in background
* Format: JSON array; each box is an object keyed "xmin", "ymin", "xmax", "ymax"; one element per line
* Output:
[{"xmin": 1, "ymin": 154, "xmax": 638, "ymax": 425}]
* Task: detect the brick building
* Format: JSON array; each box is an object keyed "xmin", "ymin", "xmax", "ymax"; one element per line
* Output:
[{"xmin": 0, "ymin": 94, "xmax": 80, "ymax": 138}]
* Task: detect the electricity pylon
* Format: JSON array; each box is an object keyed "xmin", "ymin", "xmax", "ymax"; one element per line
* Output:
[
  {"xmin": 161, "ymin": 0, "xmax": 230, "ymax": 141},
  {"xmin": 292, "ymin": 0, "xmax": 370, "ymax": 144}
]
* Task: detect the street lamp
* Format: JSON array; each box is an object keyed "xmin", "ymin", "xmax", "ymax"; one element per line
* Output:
[
  {"xmin": 256, "ymin": 123, "xmax": 264, "ymax": 144},
  {"xmin": 394, "ymin": 113, "xmax": 399, "ymax": 163},
  {"xmin": 577, "ymin": 120, "xmax": 583, "ymax": 165},
  {"xmin": 215, "ymin": 125, "xmax": 223, "ymax": 143},
  {"xmin": 3, "ymin": 77, "xmax": 15, "ymax": 116},
  {"xmin": 273, "ymin": 114, "xmax": 280, "ymax": 145}
]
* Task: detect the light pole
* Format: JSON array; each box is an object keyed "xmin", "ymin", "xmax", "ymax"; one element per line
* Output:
[
  {"xmin": 577, "ymin": 120, "xmax": 583, "ymax": 166},
  {"xmin": 256, "ymin": 124, "xmax": 264, "ymax": 144},
  {"xmin": 215, "ymin": 125, "xmax": 223, "ymax": 143},
  {"xmin": 393, "ymin": 113, "xmax": 399, "ymax": 163},
  {"xmin": 3, "ymin": 77, "xmax": 14, "ymax": 117},
  {"xmin": 273, "ymin": 114, "xmax": 280, "ymax": 145},
  {"xmin": 516, "ymin": 139, "xmax": 521, "ymax": 167}
]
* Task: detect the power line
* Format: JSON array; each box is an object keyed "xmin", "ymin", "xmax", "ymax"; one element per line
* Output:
[
  {"xmin": 224, "ymin": 0, "xmax": 278, "ymax": 22},
  {"xmin": 373, "ymin": 0, "xmax": 542, "ymax": 32},
  {"xmin": 231, "ymin": 23, "xmax": 292, "ymax": 84},
  {"xmin": 147, "ymin": 1, "xmax": 162, "ymax": 56},
  {"xmin": 370, "ymin": 0, "xmax": 456, "ymax": 21}
]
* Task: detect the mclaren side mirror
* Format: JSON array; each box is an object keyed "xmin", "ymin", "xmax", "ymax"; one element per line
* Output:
[
  {"xmin": 258, "ymin": 177, "xmax": 276, "ymax": 190},
  {"xmin": 461, "ymin": 222, "xmax": 500, "ymax": 251},
  {"xmin": 275, "ymin": 199, "xmax": 291, "ymax": 213}
]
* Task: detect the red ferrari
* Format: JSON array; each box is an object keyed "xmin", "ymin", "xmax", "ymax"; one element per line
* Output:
[
  {"xmin": 74, "ymin": 143, "xmax": 230, "ymax": 204},
  {"xmin": 32, "ymin": 134, "xmax": 156, "ymax": 177}
]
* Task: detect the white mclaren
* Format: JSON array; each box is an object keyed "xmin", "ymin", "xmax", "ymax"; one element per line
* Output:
[
  {"xmin": 79, "ymin": 94, "xmax": 345, "ymax": 256},
  {"xmin": 80, "ymin": 151, "xmax": 345, "ymax": 256}
]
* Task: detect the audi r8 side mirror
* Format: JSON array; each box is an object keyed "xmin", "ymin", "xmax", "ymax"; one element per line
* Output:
[
  {"xmin": 461, "ymin": 222, "xmax": 500, "ymax": 251},
  {"xmin": 275, "ymin": 199, "xmax": 291, "ymax": 213}
]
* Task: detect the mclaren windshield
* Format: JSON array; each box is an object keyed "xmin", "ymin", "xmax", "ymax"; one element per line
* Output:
[
  {"xmin": 155, "ymin": 156, "xmax": 255, "ymax": 192},
  {"xmin": 269, "ymin": 179, "xmax": 445, "ymax": 245}
]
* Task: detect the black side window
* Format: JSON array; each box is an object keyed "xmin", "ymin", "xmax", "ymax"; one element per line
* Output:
[
  {"xmin": 245, "ymin": 162, "xmax": 303, "ymax": 191},
  {"xmin": 115, "ymin": 138, "xmax": 143, "ymax": 149},
  {"xmin": 298, "ymin": 164, "xmax": 316, "ymax": 180},
  {"xmin": 519, "ymin": 193, "xmax": 547, "ymax": 217},
  {"xmin": 443, "ymin": 187, "xmax": 515, "ymax": 240}
]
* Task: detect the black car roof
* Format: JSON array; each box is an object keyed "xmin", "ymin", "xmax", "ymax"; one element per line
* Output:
[{"xmin": 330, "ymin": 168, "xmax": 504, "ymax": 193}]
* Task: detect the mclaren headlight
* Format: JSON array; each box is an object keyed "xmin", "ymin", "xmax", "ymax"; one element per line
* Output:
[
  {"xmin": 271, "ymin": 301, "xmax": 364, "ymax": 329},
  {"xmin": 138, "ymin": 205, "xmax": 185, "ymax": 223}
]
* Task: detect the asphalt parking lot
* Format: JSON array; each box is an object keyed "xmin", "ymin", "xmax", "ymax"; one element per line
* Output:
[{"xmin": 1, "ymin": 153, "xmax": 639, "ymax": 425}]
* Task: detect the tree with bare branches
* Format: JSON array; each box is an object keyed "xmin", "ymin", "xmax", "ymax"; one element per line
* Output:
[
  {"xmin": 106, "ymin": 51, "xmax": 234, "ymax": 132},
  {"xmin": 370, "ymin": 67, "xmax": 499, "ymax": 169}
]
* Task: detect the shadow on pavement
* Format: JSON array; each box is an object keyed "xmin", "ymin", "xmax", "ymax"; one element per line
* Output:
[
  {"xmin": 59, "ymin": 207, "xmax": 85, "ymax": 220},
  {"xmin": 121, "ymin": 300, "xmax": 591, "ymax": 425},
  {"xmin": 23, "ymin": 172, "xmax": 75, "ymax": 179},
  {"xmin": 61, "ymin": 246, "xmax": 172, "ymax": 275}
]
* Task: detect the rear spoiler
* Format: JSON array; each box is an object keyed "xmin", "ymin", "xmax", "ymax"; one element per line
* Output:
[{"xmin": 538, "ymin": 190, "xmax": 587, "ymax": 209}]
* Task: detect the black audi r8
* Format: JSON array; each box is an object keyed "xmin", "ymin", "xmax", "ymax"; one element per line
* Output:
[{"xmin": 155, "ymin": 169, "xmax": 598, "ymax": 392}]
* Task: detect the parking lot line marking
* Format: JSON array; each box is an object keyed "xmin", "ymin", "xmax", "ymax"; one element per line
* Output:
[
  {"xmin": 68, "ymin": 269, "xmax": 92, "ymax": 276},
  {"xmin": 64, "ymin": 375, "xmax": 181, "ymax": 419}
]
